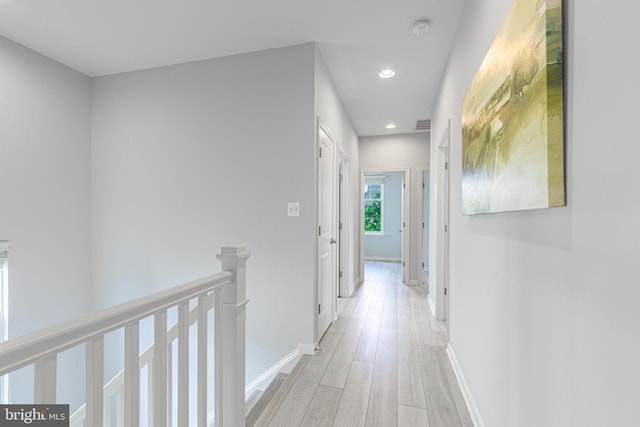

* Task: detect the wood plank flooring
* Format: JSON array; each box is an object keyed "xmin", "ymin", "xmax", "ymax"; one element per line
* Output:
[{"xmin": 259, "ymin": 261, "xmax": 473, "ymax": 427}]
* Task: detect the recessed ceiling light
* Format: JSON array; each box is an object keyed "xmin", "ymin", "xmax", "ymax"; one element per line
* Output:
[
  {"xmin": 385, "ymin": 123, "xmax": 397, "ymax": 129},
  {"xmin": 378, "ymin": 69, "xmax": 396, "ymax": 79},
  {"xmin": 412, "ymin": 18, "xmax": 431, "ymax": 36}
]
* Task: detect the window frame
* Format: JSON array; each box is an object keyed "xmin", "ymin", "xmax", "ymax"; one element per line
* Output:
[
  {"xmin": 0, "ymin": 241, "xmax": 9, "ymax": 342},
  {"xmin": 0, "ymin": 240, "xmax": 10, "ymax": 404}
]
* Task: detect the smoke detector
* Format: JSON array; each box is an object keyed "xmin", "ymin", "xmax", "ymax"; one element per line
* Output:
[{"xmin": 412, "ymin": 18, "xmax": 431, "ymax": 36}]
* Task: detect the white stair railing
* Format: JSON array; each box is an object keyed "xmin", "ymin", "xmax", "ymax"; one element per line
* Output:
[
  {"xmin": 69, "ymin": 293, "xmax": 216, "ymax": 426},
  {"xmin": 0, "ymin": 246, "xmax": 250, "ymax": 427}
]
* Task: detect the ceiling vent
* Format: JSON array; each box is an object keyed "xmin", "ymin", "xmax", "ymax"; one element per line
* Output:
[{"xmin": 415, "ymin": 119, "xmax": 431, "ymax": 131}]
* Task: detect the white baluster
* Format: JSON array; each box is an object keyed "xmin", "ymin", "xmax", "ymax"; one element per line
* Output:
[
  {"xmin": 177, "ymin": 301, "xmax": 189, "ymax": 427},
  {"xmin": 197, "ymin": 294, "xmax": 208, "ymax": 427},
  {"xmin": 166, "ymin": 340, "xmax": 173, "ymax": 425},
  {"xmin": 154, "ymin": 310, "xmax": 168, "ymax": 426},
  {"xmin": 147, "ymin": 359, "xmax": 154, "ymax": 427},
  {"xmin": 117, "ymin": 384, "xmax": 125, "ymax": 426},
  {"xmin": 214, "ymin": 287, "xmax": 223, "ymax": 427},
  {"xmin": 86, "ymin": 336, "xmax": 104, "ymax": 426},
  {"xmin": 104, "ymin": 391, "xmax": 112, "ymax": 426},
  {"xmin": 34, "ymin": 354, "xmax": 56, "ymax": 403},
  {"xmin": 124, "ymin": 321, "xmax": 140, "ymax": 426},
  {"xmin": 217, "ymin": 246, "xmax": 251, "ymax": 427}
]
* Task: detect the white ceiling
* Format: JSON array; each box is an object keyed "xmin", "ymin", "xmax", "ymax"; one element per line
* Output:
[{"xmin": 0, "ymin": 0, "xmax": 463, "ymax": 137}]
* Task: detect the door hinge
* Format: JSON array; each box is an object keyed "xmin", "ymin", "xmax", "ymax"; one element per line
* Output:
[
  {"xmin": 318, "ymin": 304, "xmax": 321, "ymax": 314},
  {"xmin": 422, "ymin": 262, "xmax": 425, "ymax": 268},
  {"xmin": 319, "ymin": 225, "xmax": 322, "ymax": 236},
  {"xmin": 403, "ymin": 183, "xmax": 406, "ymax": 189},
  {"xmin": 339, "ymin": 222, "xmax": 343, "ymax": 230},
  {"xmin": 444, "ymin": 288, "xmax": 448, "ymax": 296},
  {"xmin": 445, "ymin": 162, "xmax": 449, "ymax": 170},
  {"xmin": 319, "ymin": 147, "xmax": 322, "ymax": 158},
  {"xmin": 422, "ymin": 182, "xmax": 425, "ymax": 189},
  {"xmin": 422, "ymin": 222, "xmax": 425, "ymax": 229},
  {"xmin": 339, "ymin": 271, "xmax": 343, "ymax": 278},
  {"xmin": 402, "ymin": 261, "xmax": 405, "ymax": 267},
  {"xmin": 403, "ymin": 222, "xmax": 406, "ymax": 228},
  {"xmin": 444, "ymin": 224, "xmax": 448, "ymax": 232}
]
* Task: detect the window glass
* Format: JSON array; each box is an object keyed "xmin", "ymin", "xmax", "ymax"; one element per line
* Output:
[{"xmin": 364, "ymin": 183, "xmax": 383, "ymax": 234}]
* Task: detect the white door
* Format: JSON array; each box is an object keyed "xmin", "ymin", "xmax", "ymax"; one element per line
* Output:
[
  {"xmin": 317, "ymin": 123, "xmax": 336, "ymax": 340},
  {"xmin": 436, "ymin": 121, "xmax": 451, "ymax": 325},
  {"xmin": 422, "ymin": 170, "xmax": 431, "ymax": 287},
  {"xmin": 442, "ymin": 147, "xmax": 450, "ymax": 324},
  {"xmin": 338, "ymin": 157, "xmax": 345, "ymax": 298}
]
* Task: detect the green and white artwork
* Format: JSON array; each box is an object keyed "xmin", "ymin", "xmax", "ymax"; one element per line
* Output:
[{"xmin": 461, "ymin": 0, "xmax": 565, "ymax": 215}]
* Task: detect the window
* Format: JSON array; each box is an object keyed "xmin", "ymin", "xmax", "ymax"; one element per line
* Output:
[
  {"xmin": 0, "ymin": 241, "xmax": 8, "ymax": 342},
  {"xmin": 364, "ymin": 177, "xmax": 384, "ymax": 235},
  {"xmin": 0, "ymin": 241, "xmax": 9, "ymax": 404}
]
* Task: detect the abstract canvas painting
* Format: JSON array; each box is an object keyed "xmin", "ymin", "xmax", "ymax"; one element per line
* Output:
[{"xmin": 461, "ymin": 0, "xmax": 565, "ymax": 215}]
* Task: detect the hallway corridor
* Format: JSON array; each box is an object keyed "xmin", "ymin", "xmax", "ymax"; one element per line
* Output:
[{"xmin": 258, "ymin": 261, "xmax": 473, "ymax": 427}]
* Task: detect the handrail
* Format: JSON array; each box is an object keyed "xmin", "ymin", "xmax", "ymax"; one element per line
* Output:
[{"xmin": 0, "ymin": 272, "xmax": 232, "ymax": 376}]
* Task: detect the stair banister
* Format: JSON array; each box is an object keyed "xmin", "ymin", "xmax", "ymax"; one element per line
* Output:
[
  {"xmin": 0, "ymin": 273, "xmax": 233, "ymax": 375},
  {"xmin": 0, "ymin": 245, "xmax": 251, "ymax": 427}
]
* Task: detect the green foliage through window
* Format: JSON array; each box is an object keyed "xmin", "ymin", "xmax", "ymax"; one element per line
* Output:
[
  {"xmin": 364, "ymin": 198, "xmax": 382, "ymax": 232},
  {"xmin": 364, "ymin": 182, "xmax": 383, "ymax": 233}
]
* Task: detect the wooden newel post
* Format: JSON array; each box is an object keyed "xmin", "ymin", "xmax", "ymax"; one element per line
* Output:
[{"xmin": 217, "ymin": 246, "xmax": 251, "ymax": 427}]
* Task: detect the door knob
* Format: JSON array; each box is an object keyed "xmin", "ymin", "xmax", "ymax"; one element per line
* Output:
[{"xmin": 330, "ymin": 239, "xmax": 337, "ymax": 244}]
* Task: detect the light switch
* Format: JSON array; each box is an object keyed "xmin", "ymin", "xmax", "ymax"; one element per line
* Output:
[{"xmin": 287, "ymin": 202, "xmax": 300, "ymax": 217}]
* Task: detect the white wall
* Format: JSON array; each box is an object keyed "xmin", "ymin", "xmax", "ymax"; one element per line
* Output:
[
  {"xmin": 91, "ymin": 44, "xmax": 318, "ymax": 384},
  {"xmin": 314, "ymin": 48, "xmax": 361, "ymax": 296},
  {"xmin": 359, "ymin": 133, "xmax": 430, "ymax": 284},
  {"xmin": 364, "ymin": 172, "xmax": 403, "ymax": 260},
  {"xmin": 0, "ymin": 36, "xmax": 92, "ymax": 409},
  {"xmin": 429, "ymin": 0, "xmax": 640, "ymax": 425}
]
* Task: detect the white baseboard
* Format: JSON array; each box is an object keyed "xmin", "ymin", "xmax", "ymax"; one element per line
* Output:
[
  {"xmin": 349, "ymin": 277, "xmax": 362, "ymax": 296},
  {"xmin": 406, "ymin": 279, "xmax": 420, "ymax": 286},
  {"xmin": 427, "ymin": 294, "xmax": 436, "ymax": 317},
  {"xmin": 245, "ymin": 348, "xmax": 301, "ymax": 397},
  {"xmin": 364, "ymin": 256, "xmax": 401, "ymax": 262},
  {"xmin": 446, "ymin": 344, "xmax": 485, "ymax": 427}
]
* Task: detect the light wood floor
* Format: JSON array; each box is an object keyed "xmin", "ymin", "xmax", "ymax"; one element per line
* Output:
[{"xmin": 261, "ymin": 261, "xmax": 473, "ymax": 427}]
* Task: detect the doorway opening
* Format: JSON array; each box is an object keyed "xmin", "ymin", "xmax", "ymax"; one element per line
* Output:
[{"xmin": 360, "ymin": 169, "xmax": 409, "ymax": 283}]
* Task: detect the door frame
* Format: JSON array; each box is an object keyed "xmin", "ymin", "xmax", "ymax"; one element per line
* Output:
[
  {"xmin": 360, "ymin": 167, "xmax": 410, "ymax": 284},
  {"xmin": 337, "ymin": 149, "xmax": 350, "ymax": 299},
  {"xmin": 418, "ymin": 168, "xmax": 430, "ymax": 288},
  {"xmin": 315, "ymin": 118, "xmax": 338, "ymax": 342},
  {"xmin": 434, "ymin": 120, "xmax": 451, "ymax": 326}
]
